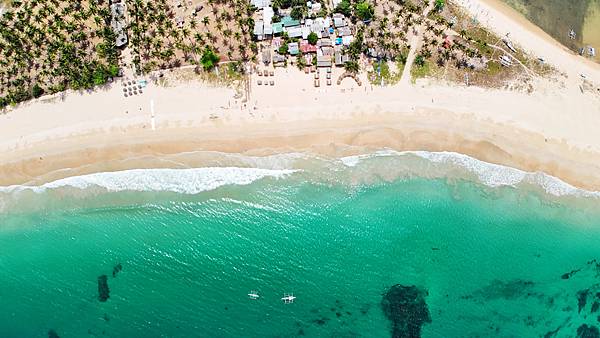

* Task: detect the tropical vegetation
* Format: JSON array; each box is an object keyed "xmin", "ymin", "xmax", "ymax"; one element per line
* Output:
[{"xmin": 0, "ymin": 0, "xmax": 120, "ymax": 108}]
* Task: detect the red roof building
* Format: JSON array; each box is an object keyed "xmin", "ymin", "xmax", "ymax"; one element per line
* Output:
[{"xmin": 300, "ymin": 40, "xmax": 318, "ymax": 53}]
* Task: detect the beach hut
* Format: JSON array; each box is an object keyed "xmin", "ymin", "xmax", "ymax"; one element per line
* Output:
[
  {"xmin": 282, "ymin": 16, "xmax": 300, "ymax": 28},
  {"xmin": 318, "ymin": 38, "xmax": 333, "ymax": 47},
  {"xmin": 272, "ymin": 37, "xmax": 283, "ymax": 49},
  {"xmin": 251, "ymin": 0, "xmax": 272, "ymax": 9},
  {"xmin": 300, "ymin": 40, "xmax": 318, "ymax": 54},
  {"xmin": 338, "ymin": 27, "xmax": 352, "ymax": 37},
  {"xmin": 317, "ymin": 55, "xmax": 332, "ymax": 68},
  {"xmin": 333, "ymin": 13, "xmax": 346, "ymax": 28},
  {"xmin": 272, "ymin": 22, "xmax": 284, "ymax": 35},
  {"xmin": 254, "ymin": 20, "xmax": 264, "ymax": 40},
  {"xmin": 288, "ymin": 42, "xmax": 300, "ymax": 55},
  {"xmin": 262, "ymin": 49, "xmax": 272, "ymax": 65},
  {"xmin": 286, "ymin": 26, "xmax": 303, "ymax": 38}
]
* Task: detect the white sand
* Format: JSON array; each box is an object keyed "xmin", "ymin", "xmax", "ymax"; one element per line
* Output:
[{"xmin": 1, "ymin": 3, "xmax": 600, "ymax": 190}]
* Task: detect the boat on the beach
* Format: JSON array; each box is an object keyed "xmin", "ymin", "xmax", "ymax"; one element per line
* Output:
[
  {"xmin": 502, "ymin": 38, "xmax": 517, "ymax": 53},
  {"xmin": 500, "ymin": 55, "xmax": 513, "ymax": 67}
]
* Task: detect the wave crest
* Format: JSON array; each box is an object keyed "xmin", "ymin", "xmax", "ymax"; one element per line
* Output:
[
  {"xmin": 1, "ymin": 167, "xmax": 297, "ymax": 195},
  {"xmin": 341, "ymin": 150, "xmax": 600, "ymax": 198}
]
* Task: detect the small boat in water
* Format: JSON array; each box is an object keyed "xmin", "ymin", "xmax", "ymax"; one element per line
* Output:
[
  {"xmin": 248, "ymin": 291, "xmax": 260, "ymax": 300},
  {"xmin": 281, "ymin": 293, "xmax": 296, "ymax": 304},
  {"xmin": 569, "ymin": 29, "xmax": 576, "ymax": 40},
  {"xmin": 588, "ymin": 46, "xmax": 596, "ymax": 57}
]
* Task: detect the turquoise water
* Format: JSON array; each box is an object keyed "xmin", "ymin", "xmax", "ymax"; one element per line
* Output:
[{"xmin": 1, "ymin": 152, "xmax": 600, "ymax": 337}]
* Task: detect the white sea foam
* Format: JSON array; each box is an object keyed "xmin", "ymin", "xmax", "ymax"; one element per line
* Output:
[
  {"xmin": 341, "ymin": 150, "xmax": 600, "ymax": 198},
  {"xmin": 1, "ymin": 151, "xmax": 597, "ymax": 200},
  {"xmin": 0, "ymin": 167, "xmax": 298, "ymax": 195}
]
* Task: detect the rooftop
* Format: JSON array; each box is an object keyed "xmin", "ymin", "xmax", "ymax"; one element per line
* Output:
[
  {"xmin": 282, "ymin": 16, "xmax": 301, "ymax": 28},
  {"xmin": 288, "ymin": 42, "xmax": 300, "ymax": 55}
]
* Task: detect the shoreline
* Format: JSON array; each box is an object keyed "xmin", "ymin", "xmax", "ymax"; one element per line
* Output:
[
  {"xmin": 1, "ymin": 72, "xmax": 600, "ymax": 191},
  {"xmin": 1, "ymin": 0, "xmax": 600, "ymax": 192},
  {"xmin": 459, "ymin": 0, "xmax": 600, "ymax": 83}
]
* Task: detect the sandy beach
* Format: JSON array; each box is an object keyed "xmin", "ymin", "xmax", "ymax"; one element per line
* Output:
[{"xmin": 1, "ymin": 0, "xmax": 600, "ymax": 190}]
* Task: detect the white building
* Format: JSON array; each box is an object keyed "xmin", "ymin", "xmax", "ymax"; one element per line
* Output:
[{"xmin": 251, "ymin": 0, "xmax": 271, "ymax": 9}]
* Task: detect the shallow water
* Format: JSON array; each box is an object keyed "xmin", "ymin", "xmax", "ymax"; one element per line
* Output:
[
  {"xmin": 502, "ymin": 0, "xmax": 600, "ymax": 62},
  {"xmin": 1, "ymin": 152, "xmax": 599, "ymax": 337}
]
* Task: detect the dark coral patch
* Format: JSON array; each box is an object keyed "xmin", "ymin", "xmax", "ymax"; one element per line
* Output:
[
  {"xmin": 98, "ymin": 275, "xmax": 110, "ymax": 302},
  {"xmin": 381, "ymin": 284, "xmax": 431, "ymax": 338},
  {"xmin": 312, "ymin": 316, "xmax": 330, "ymax": 326},
  {"xmin": 578, "ymin": 290, "xmax": 590, "ymax": 313},
  {"xmin": 112, "ymin": 263, "xmax": 123, "ymax": 278},
  {"xmin": 576, "ymin": 324, "xmax": 599, "ymax": 338},
  {"xmin": 48, "ymin": 329, "xmax": 60, "ymax": 338},
  {"xmin": 561, "ymin": 269, "xmax": 581, "ymax": 280}
]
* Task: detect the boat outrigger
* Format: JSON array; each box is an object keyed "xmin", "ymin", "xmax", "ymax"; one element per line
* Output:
[
  {"xmin": 502, "ymin": 37, "xmax": 517, "ymax": 53},
  {"xmin": 248, "ymin": 291, "xmax": 260, "ymax": 300},
  {"xmin": 281, "ymin": 293, "xmax": 296, "ymax": 304}
]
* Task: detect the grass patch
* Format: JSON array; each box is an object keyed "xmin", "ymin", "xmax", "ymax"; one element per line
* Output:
[
  {"xmin": 411, "ymin": 62, "xmax": 432, "ymax": 82},
  {"xmin": 396, "ymin": 60, "xmax": 406, "ymax": 77},
  {"xmin": 368, "ymin": 61, "xmax": 402, "ymax": 86},
  {"xmin": 486, "ymin": 60, "xmax": 502, "ymax": 76}
]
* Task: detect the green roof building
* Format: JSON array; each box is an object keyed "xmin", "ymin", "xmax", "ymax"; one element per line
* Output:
[
  {"xmin": 281, "ymin": 16, "xmax": 300, "ymax": 27},
  {"xmin": 272, "ymin": 22, "xmax": 284, "ymax": 34}
]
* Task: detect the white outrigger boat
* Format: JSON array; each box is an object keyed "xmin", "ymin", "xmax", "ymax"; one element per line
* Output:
[
  {"xmin": 502, "ymin": 37, "xmax": 517, "ymax": 53},
  {"xmin": 248, "ymin": 291, "xmax": 260, "ymax": 300},
  {"xmin": 281, "ymin": 293, "xmax": 296, "ymax": 304}
]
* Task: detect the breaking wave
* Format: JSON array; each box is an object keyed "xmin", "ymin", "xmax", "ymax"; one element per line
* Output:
[
  {"xmin": 0, "ymin": 150, "xmax": 598, "ymax": 214},
  {"xmin": 339, "ymin": 150, "xmax": 600, "ymax": 198},
  {"xmin": 0, "ymin": 167, "xmax": 297, "ymax": 195}
]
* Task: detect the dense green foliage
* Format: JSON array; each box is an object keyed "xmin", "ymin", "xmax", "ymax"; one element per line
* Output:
[
  {"xmin": 435, "ymin": 0, "xmax": 445, "ymax": 12},
  {"xmin": 128, "ymin": 0, "xmax": 256, "ymax": 74},
  {"xmin": 201, "ymin": 47, "xmax": 220, "ymax": 71},
  {"xmin": 334, "ymin": 0, "xmax": 352, "ymax": 17},
  {"xmin": 344, "ymin": 60, "xmax": 360, "ymax": 73},
  {"xmin": 0, "ymin": 0, "xmax": 120, "ymax": 108},
  {"xmin": 307, "ymin": 32, "xmax": 318, "ymax": 45},
  {"xmin": 290, "ymin": 6, "xmax": 305, "ymax": 20},
  {"xmin": 355, "ymin": 1, "xmax": 374, "ymax": 21},
  {"xmin": 278, "ymin": 42, "xmax": 289, "ymax": 55}
]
